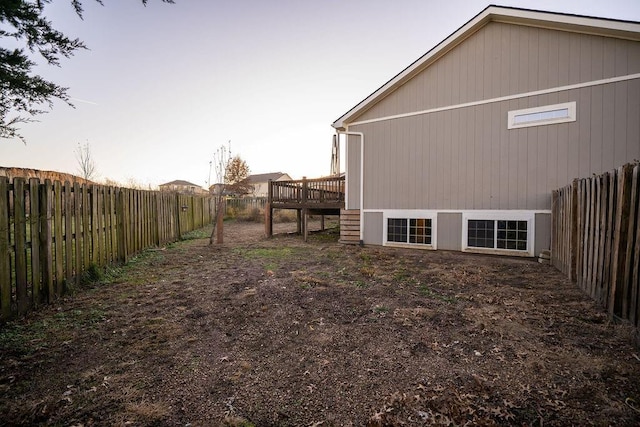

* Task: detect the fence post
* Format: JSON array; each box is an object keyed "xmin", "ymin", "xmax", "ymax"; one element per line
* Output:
[
  {"xmin": 175, "ymin": 193, "xmax": 181, "ymax": 240},
  {"xmin": 40, "ymin": 180, "xmax": 54, "ymax": 303},
  {"xmin": 0, "ymin": 177, "xmax": 11, "ymax": 319},
  {"xmin": 216, "ymin": 198, "xmax": 224, "ymax": 244},
  {"xmin": 609, "ymin": 164, "xmax": 633, "ymax": 318},
  {"xmin": 631, "ymin": 165, "xmax": 640, "ymax": 327},
  {"xmin": 621, "ymin": 165, "xmax": 639, "ymax": 319},
  {"xmin": 602, "ymin": 172, "xmax": 616, "ymax": 307},
  {"xmin": 154, "ymin": 193, "xmax": 161, "ymax": 246},
  {"xmin": 73, "ymin": 182, "xmax": 82, "ymax": 286},
  {"xmin": 81, "ymin": 184, "xmax": 90, "ymax": 272},
  {"xmin": 64, "ymin": 181, "xmax": 73, "ymax": 288},
  {"xmin": 570, "ymin": 179, "xmax": 579, "ymax": 281},
  {"xmin": 54, "ymin": 181, "xmax": 64, "ymax": 297},
  {"xmin": 29, "ymin": 178, "xmax": 41, "ymax": 304},
  {"xmin": 116, "ymin": 188, "xmax": 127, "ymax": 263},
  {"xmin": 14, "ymin": 178, "xmax": 28, "ymax": 314}
]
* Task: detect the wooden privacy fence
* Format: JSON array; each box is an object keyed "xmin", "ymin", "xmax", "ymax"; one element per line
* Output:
[
  {"xmin": 551, "ymin": 162, "xmax": 640, "ymax": 329},
  {"xmin": 0, "ymin": 177, "xmax": 214, "ymax": 321}
]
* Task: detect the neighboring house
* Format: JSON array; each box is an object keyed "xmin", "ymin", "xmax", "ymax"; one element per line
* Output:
[
  {"xmin": 332, "ymin": 6, "xmax": 640, "ymax": 257},
  {"xmin": 243, "ymin": 172, "xmax": 292, "ymax": 197},
  {"xmin": 159, "ymin": 180, "xmax": 207, "ymax": 195}
]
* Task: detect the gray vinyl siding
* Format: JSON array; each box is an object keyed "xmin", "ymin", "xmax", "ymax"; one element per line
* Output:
[
  {"xmin": 535, "ymin": 213, "xmax": 552, "ymax": 254},
  {"xmin": 345, "ymin": 135, "xmax": 361, "ymax": 210},
  {"xmin": 340, "ymin": 14, "xmax": 640, "ymax": 256},
  {"xmin": 363, "ymin": 212, "xmax": 383, "ymax": 245},
  {"xmin": 354, "ymin": 22, "xmax": 640, "ymax": 123},
  {"xmin": 436, "ymin": 213, "xmax": 462, "ymax": 251},
  {"xmin": 350, "ymin": 79, "xmax": 640, "ymax": 211}
]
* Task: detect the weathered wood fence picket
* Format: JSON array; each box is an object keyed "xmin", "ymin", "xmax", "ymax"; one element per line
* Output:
[
  {"xmin": 0, "ymin": 177, "xmax": 214, "ymax": 321},
  {"xmin": 551, "ymin": 162, "xmax": 640, "ymax": 330}
]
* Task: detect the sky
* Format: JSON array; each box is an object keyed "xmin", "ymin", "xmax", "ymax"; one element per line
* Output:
[{"xmin": 2, "ymin": 0, "xmax": 640, "ymax": 189}]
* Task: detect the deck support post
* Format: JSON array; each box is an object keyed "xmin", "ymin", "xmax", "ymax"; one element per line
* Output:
[
  {"xmin": 265, "ymin": 203, "xmax": 272, "ymax": 237},
  {"xmin": 216, "ymin": 197, "xmax": 224, "ymax": 244},
  {"xmin": 303, "ymin": 208, "xmax": 309, "ymax": 242},
  {"xmin": 301, "ymin": 177, "xmax": 308, "ymax": 240},
  {"xmin": 266, "ymin": 179, "xmax": 273, "ymax": 237}
]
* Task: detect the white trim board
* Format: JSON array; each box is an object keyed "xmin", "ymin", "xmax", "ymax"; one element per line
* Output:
[
  {"xmin": 348, "ymin": 73, "xmax": 640, "ymax": 127},
  {"xmin": 363, "ymin": 209, "xmax": 552, "ymax": 215}
]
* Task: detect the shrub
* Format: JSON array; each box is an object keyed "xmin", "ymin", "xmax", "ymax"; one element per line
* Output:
[
  {"xmin": 238, "ymin": 207, "xmax": 263, "ymax": 223},
  {"xmin": 273, "ymin": 209, "xmax": 297, "ymax": 223},
  {"xmin": 81, "ymin": 263, "xmax": 102, "ymax": 285}
]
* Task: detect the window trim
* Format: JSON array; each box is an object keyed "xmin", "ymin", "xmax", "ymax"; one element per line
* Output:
[
  {"xmin": 382, "ymin": 210, "xmax": 437, "ymax": 249},
  {"xmin": 461, "ymin": 212, "xmax": 534, "ymax": 256},
  {"xmin": 507, "ymin": 101, "xmax": 576, "ymax": 130}
]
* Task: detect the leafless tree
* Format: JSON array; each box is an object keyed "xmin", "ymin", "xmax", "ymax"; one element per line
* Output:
[
  {"xmin": 209, "ymin": 143, "xmax": 231, "ymax": 244},
  {"xmin": 75, "ymin": 142, "xmax": 97, "ymax": 181}
]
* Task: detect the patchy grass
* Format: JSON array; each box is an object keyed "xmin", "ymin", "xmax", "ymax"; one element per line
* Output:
[
  {"xmin": 234, "ymin": 247, "xmax": 296, "ymax": 259},
  {"xmin": 1, "ymin": 221, "xmax": 638, "ymax": 426},
  {"xmin": 0, "ymin": 307, "xmax": 106, "ymax": 356},
  {"xmin": 418, "ymin": 284, "xmax": 457, "ymax": 303},
  {"xmin": 180, "ymin": 226, "xmax": 213, "ymax": 241}
]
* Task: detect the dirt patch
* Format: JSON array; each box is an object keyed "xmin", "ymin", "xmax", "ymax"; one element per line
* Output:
[{"xmin": 1, "ymin": 220, "xmax": 639, "ymax": 426}]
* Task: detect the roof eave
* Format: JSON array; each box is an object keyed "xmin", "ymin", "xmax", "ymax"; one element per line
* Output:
[{"xmin": 332, "ymin": 5, "xmax": 640, "ymax": 130}]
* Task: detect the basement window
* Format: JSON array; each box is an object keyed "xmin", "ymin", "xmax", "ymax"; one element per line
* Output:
[
  {"xmin": 462, "ymin": 212, "xmax": 534, "ymax": 256},
  {"xmin": 386, "ymin": 217, "xmax": 433, "ymax": 246},
  {"xmin": 508, "ymin": 102, "xmax": 576, "ymax": 129}
]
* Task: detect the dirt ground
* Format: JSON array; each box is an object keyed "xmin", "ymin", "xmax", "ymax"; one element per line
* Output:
[{"xmin": 1, "ymin": 219, "xmax": 639, "ymax": 426}]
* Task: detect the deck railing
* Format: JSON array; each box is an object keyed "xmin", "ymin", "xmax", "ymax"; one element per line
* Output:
[
  {"xmin": 265, "ymin": 175, "xmax": 344, "ymax": 240},
  {"xmin": 269, "ymin": 175, "xmax": 344, "ymax": 206}
]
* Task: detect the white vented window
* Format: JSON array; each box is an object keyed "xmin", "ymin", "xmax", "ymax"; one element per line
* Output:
[
  {"xmin": 462, "ymin": 212, "xmax": 534, "ymax": 256},
  {"xmin": 383, "ymin": 210, "xmax": 437, "ymax": 249},
  {"xmin": 387, "ymin": 218, "xmax": 432, "ymax": 245},
  {"xmin": 508, "ymin": 102, "xmax": 576, "ymax": 129}
]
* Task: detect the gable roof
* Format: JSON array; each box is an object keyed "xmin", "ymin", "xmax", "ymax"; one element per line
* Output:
[
  {"xmin": 244, "ymin": 172, "xmax": 290, "ymax": 183},
  {"xmin": 332, "ymin": 5, "xmax": 640, "ymax": 130},
  {"xmin": 159, "ymin": 179, "xmax": 201, "ymax": 187}
]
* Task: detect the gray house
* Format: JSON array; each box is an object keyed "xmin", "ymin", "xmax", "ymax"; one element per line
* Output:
[
  {"xmin": 332, "ymin": 5, "xmax": 640, "ymax": 257},
  {"xmin": 244, "ymin": 172, "xmax": 292, "ymax": 197}
]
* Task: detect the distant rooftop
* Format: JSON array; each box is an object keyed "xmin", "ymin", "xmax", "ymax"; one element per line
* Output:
[
  {"xmin": 244, "ymin": 172, "xmax": 289, "ymax": 183},
  {"xmin": 159, "ymin": 179, "xmax": 201, "ymax": 187}
]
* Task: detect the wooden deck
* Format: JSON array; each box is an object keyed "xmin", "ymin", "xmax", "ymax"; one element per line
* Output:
[{"xmin": 265, "ymin": 175, "xmax": 345, "ymax": 240}]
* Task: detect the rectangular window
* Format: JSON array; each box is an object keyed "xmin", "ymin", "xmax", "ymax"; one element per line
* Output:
[
  {"xmin": 508, "ymin": 102, "xmax": 576, "ymax": 129},
  {"xmin": 387, "ymin": 218, "xmax": 432, "ymax": 246},
  {"xmin": 468, "ymin": 219, "xmax": 495, "ymax": 248},
  {"xmin": 409, "ymin": 218, "xmax": 432, "ymax": 244},
  {"xmin": 387, "ymin": 218, "xmax": 408, "ymax": 243},
  {"xmin": 496, "ymin": 220, "xmax": 528, "ymax": 251},
  {"xmin": 467, "ymin": 218, "xmax": 528, "ymax": 252}
]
